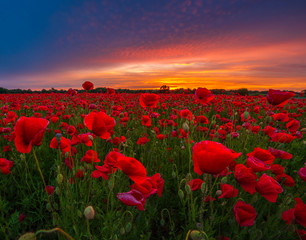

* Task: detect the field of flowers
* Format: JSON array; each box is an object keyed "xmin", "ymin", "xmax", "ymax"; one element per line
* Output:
[{"xmin": 0, "ymin": 83, "xmax": 305, "ymax": 240}]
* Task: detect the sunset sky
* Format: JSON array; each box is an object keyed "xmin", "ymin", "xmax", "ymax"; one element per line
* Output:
[{"xmin": 0, "ymin": 0, "xmax": 306, "ymax": 91}]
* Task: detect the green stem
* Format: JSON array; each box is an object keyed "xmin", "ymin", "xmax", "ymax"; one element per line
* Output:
[{"xmin": 35, "ymin": 227, "xmax": 74, "ymax": 240}]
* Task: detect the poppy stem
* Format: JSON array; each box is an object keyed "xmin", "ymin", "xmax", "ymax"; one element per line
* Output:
[
  {"xmin": 33, "ymin": 149, "xmax": 57, "ymax": 222},
  {"xmin": 35, "ymin": 227, "xmax": 74, "ymax": 240}
]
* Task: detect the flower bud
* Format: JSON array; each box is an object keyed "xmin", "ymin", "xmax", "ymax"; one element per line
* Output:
[
  {"xmin": 108, "ymin": 180, "xmax": 113, "ymax": 190},
  {"xmin": 178, "ymin": 189, "xmax": 184, "ymax": 200},
  {"xmin": 201, "ymin": 182, "xmax": 206, "ymax": 194},
  {"xmin": 84, "ymin": 206, "xmax": 95, "ymax": 220},
  {"xmin": 120, "ymin": 227, "xmax": 125, "ymax": 235},
  {"xmin": 182, "ymin": 122, "xmax": 189, "ymax": 133},
  {"xmin": 18, "ymin": 233, "xmax": 36, "ymax": 240},
  {"xmin": 88, "ymin": 135, "xmax": 94, "ymax": 141},
  {"xmin": 55, "ymin": 133, "xmax": 62, "ymax": 144},
  {"xmin": 56, "ymin": 174, "xmax": 63, "ymax": 184},
  {"xmin": 125, "ymin": 222, "xmax": 132, "ymax": 233},
  {"xmin": 243, "ymin": 111, "xmax": 249, "ymax": 121},
  {"xmin": 185, "ymin": 184, "xmax": 191, "ymax": 195},
  {"xmin": 171, "ymin": 171, "xmax": 176, "ymax": 178},
  {"xmin": 160, "ymin": 218, "xmax": 165, "ymax": 226},
  {"xmin": 221, "ymin": 177, "xmax": 227, "ymax": 184},
  {"xmin": 216, "ymin": 190, "xmax": 222, "ymax": 196},
  {"xmin": 190, "ymin": 230, "xmax": 203, "ymax": 240}
]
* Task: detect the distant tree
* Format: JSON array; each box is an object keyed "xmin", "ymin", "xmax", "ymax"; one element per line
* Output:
[
  {"xmin": 236, "ymin": 88, "xmax": 249, "ymax": 96},
  {"xmin": 160, "ymin": 85, "xmax": 170, "ymax": 93}
]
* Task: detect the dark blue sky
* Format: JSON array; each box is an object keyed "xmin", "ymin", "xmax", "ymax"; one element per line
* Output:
[{"xmin": 0, "ymin": 0, "xmax": 306, "ymax": 90}]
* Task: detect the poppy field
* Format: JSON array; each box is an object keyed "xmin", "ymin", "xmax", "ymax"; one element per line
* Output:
[{"xmin": 0, "ymin": 84, "xmax": 305, "ymax": 240}]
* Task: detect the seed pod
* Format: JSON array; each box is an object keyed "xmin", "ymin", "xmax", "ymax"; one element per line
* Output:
[
  {"xmin": 56, "ymin": 174, "xmax": 63, "ymax": 184},
  {"xmin": 185, "ymin": 184, "xmax": 191, "ymax": 195},
  {"xmin": 243, "ymin": 111, "xmax": 249, "ymax": 121},
  {"xmin": 190, "ymin": 230, "xmax": 203, "ymax": 240},
  {"xmin": 55, "ymin": 133, "xmax": 62, "ymax": 144},
  {"xmin": 221, "ymin": 177, "xmax": 227, "ymax": 184},
  {"xmin": 120, "ymin": 227, "xmax": 125, "ymax": 235},
  {"xmin": 182, "ymin": 122, "xmax": 189, "ymax": 133},
  {"xmin": 160, "ymin": 218, "xmax": 165, "ymax": 227}
]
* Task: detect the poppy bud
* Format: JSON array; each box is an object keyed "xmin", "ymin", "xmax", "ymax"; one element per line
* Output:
[
  {"xmin": 267, "ymin": 116, "xmax": 272, "ymax": 123},
  {"xmin": 182, "ymin": 122, "xmax": 189, "ymax": 133},
  {"xmin": 185, "ymin": 184, "xmax": 191, "ymax": 195},
  {"xmin": 77, "ymin": 210, "xmax": 82, "ymax": 218},
  {"xmin": 243, "ymin": 111, "xmax": 249, "ymax": 121},
  {"xmin": 190, "ymin": 230, "xmax": 203, "ymax": 240},
  {"xmin": 46, "ymin": 203, "xmax": 51, "ymax": 212},
  {"xmin": 201, "ymin": 182, "xmax": 206, "ymax": 193},
  {"xmin": 178, "ymin": 189, "xmax": 184, "ymax": 200},
  {"xmin": 120, "ymin": 227, "xmax": 125, "ymax": 235},
  {"xmin": 160, "ymin": 218, "xmax": 165, "ymax": 226},
  {"xmin": 108, "ymin": 180, "xmax": 113, "ymax": 190},
  {"xmin": 56, "ymin": 174, "xmax": 63, "ymax": 184},
  {"xmin": 65, "ymin": 152, "xmax": 69, "ymax": 158},
  {"xmin": 55, "ymin": 133, "xmax": 62, "ymax": 144},
  {"xmin": 88, "ymin": 135, "xmax": 94, "ymax": 141},
  {"xmin": 55, "ymin": 187, "xmax": 60, "ymax": 195},
  {"xmin": 221, "ymin": 177, "xmax": 227, "ymax": 184},
  {"xmin": 125, "ymin": 222, "xmax": 132, "ymax": 233},
  {"xmin": 18, "ymin": 232, "xmax": 36, "ymax": 240},
  {"xmin": 216, "ymin": 190, "xmax": 222, "ymax": 196},
  {"xmin": 84, "ymin": 206, "xmax": 95, "ymax": 220},
  {"xmin": 172, "ymin": 171, "xmax": 176, "ymax": 178}
]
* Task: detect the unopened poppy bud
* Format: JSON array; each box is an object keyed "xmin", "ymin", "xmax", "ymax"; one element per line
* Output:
[
  {"xmin": 46, "ymin": 203, "xmax": 51, "ymax": 212},
  {"xmin": 259, "ymin": 122, "xmax": 263, "ymax": 126},
  {"xmin": 216, "ymin": 190, "xmax": 222, "ymax": 196},
  {"xmin": 245, "ymin": 130, "xmax": 249, "ymax": 134},
  {"xmin": 172, "ymin": 171, "xmax": 176, "ymax": 178},
  {"xmin": 211, "ymin": 120, "xmax": 216, "ymax": 125},
  {"xmin": 20, "ymin": 154, "xmax": 25, "ymax": 161},
  {"xmin": 77, "ymin": 210, "xmax": 82, "ymax": 218},
  {"xmin": 88, "ymin": 135, "xmax": 94, "ymax": 141},
  {"xmin": 243, "ymin": 111, "xmax": 249, "ymax": 121},
  {"xmin": 125, "ymin": 222, "xmax": 132, "ymax": 233},
  {"xmin": 178, "ymin": 189, "xmax": 184, "ymax": 200},
  {"xmin": 84, "ymin": 206, "xmax": 95, "ymax": 220},
  {"xmin": 185, "ymin": 184, "xmax": 191, "ymax": 195},
  {"xmin": 221, "ymin": 177, "xmax": 227, "ymax": 184},
  {"xmin": 201, "ymin": 182, "xmax": 206, "ymax": 194},
  {"xmin": 55, "ymin": 187, "xmax": 60, "ymax": 195},
  {"xmin": 160, "ymin": 218, "xmax": 165, "ymax": 226},
  {"xmin": 56, "ymin": 174, "xmax": 63, "ymax": 184},
  {"xmin": 108, "ymin": 180, "xmax": 113, "ymax": 190},
  {"xmin": 18, "ymin": 232, "xmax": 36, "ymax": 240},
  {"xmin": 190, "ymin": 230, "xmax": 203, "ymax": 240},
  {"xmin": 119, "ymin": 112, "xmax": 124, "ymax": 118},
  {"xmin": 55, "ymin": 133, "xmax": 62, "ymax": 144},
  {"xmin": 64, "ymin": 152, "xmax": 69, "ymax": 158},
  {"xmin": 182, "ymin": 122, "xmax": 189, "ymax": 133},
  {"xmin": 267, "ymin": 116, "xmax": 272, "ymax": 123},
  {"xmin": 120, "ymin": 227, "xmax": 125, "ymax": 235}
]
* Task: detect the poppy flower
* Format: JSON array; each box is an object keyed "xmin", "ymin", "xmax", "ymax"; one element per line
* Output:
[
  {"xmin": 233, "ymin": 201, "xmax": 257, "ymax": 227},
  {"xmin": 234, "ymin": 164, "xmax": 258, "ymax": 194},
  {"xmin": 82, "ymin": 81, "xmax": 94, "ymax": 90},
  {"xmin": 267, "ymin": 89, "xmax": 295, "ymax": 106},
  {"xmin": 192, "ymin": 140, "xmax": 241, "ymax": 175},
  {"xmin": 44, "ymin": 185, "xmax": 55, "ymax": 196},
  {"xmin": 107, "ymin": 88, "xmax": 115, "ymax": 94},
  {"xmin": 117, "ymin": 189, "xmax": 145, "ymax": 211},
  {"xmin": 286, "ymin": 119, "xmax": 300, "ymax": 133},
  {"xmin": 130, "ymin": 173, "xmax": 164, "ymax": 199},
  {"xmin": 195, "ymin": 88, "xmax": 214, "ymax": 104},
  {"xmin": 81, "ymin": 150, "xmax": 100, "ymax": 163},
  {"xmin": 299, "ymin": 164, "xmax": 306, "ymax": 181},
  {"xmin": 247, "ymin": 147, "xmax": 275, "ymax": 165},
  {"xmin": 268, "ymin": 147, "xmax": 292, "ymax": 160},
  {"xmin": 271, "ymin": 133, "xmax": 296, "ymax": 143},
  {"xmin": 282, "ymin": 198, "xmax": 306, "ymax": 227},
  {"xmin": 50, "ymin": 136, "xmax": 71, "ymax": 154},
  {"xmin": 0, "ymin": 158, "xmax": 13, "ymax": 174},
  {"xmin": 255, "ymin": 174, "xmax": 283, "ymax": 202},
  {"xmin": 84, "ymin": 112, "xmax": 115, "ymax": 139},
  {"xmin": 219, "ymin": 183, "xmax": 238, "ymax": 199},
  {"xmin": 139, "ymin": 93, "xmax": 160, "ymax": 108},
  {"xmin": 14, "ymin": 116, "xmax": 49, "ymax": 153},
  {"xmin": 187, "ymin": 179, "xmax": 204, "ymax": 191},
  {"xmin": 115, "ymin": 156, "xmax": 147, "ymax": 183},
  {"xmin": 137, "ymin": 136, "xmax": 150, "ymax": 146},
  {"xmin": 141, "ymin": 115, "xmax": 151, "ymax": 127}
]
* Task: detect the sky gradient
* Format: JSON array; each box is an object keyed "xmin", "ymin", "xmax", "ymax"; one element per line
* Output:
[{"xmin": 0, "ymin": 0, "xmax": 306, "ymax": 91}]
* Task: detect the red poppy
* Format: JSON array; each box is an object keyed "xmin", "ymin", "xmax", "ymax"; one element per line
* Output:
[
  {"xmin": 247, "ymin": 147, "xmax": 275, "ymax": 165},
  {"xmin": 81, "ymin": 150, "xmax": 100, "ymax": 163},
  {"xmin": 0, "ymin": 158, "xmax": 13, "ymax": 174},
  {"xmin": 195, "ymin": 88, "xmax": 214, "ymax": 104},
  {"xmin": 267, "ymin": 89, "xmax": 295, "ymax": 106},
  {"xmin": 286, "ymin": 119, "xmax": 300, "ymax": 133},
  {"xmin": 115, "ymin": 156, "xmax": 147, "ymax": 183},
  {"xmin": 233, "ymin": 201, "xmax": 257, "ymax": 227},
  {"xmin": 268, "ymin": 147, "xmax": 292, "ymax": 160},
  {"xmin": 139, "ymin": 93, "xmax": 160, "ymax": 108},
  {"xmin": 141, "ymin": 115, "xmax": 152, "ymax": 127},
  {"xmin": 299, "ymin": 164, "xmax": 306, "ymax": 181},
  {"xmin": 44, "ymin": 185, "xmax": 55, "ymax": 196},
  {"xmin": 137, "ymin": 136, "xmax": 150, "ymax": 146},
  {"xmin": 107, "ymin": 88, "xmax": 115, "ymax": 94},
  {"xmin": 255, "ymin": 174, "xmax": 283, "ymax": 202},
  {"xmin": 187, "ymin": 179, "xmax": 204, "ymax": 191},
  {"xmin": 50, "ymin": 136, "xmax": 71, "ymax": 154},
  {"xmin": 84, "ymin": 112, "xmax": 116, "ymax": 139},
  {"xmin": 234, "ymin": 164, "xmax": 258, "ymax": 194},
  {"xmin": 271, "ymin": 132, "xmax": 296, "ymax": 143},
  {"xmin": 14, "ymin": 117, "xmax": 49, "ymax": 153},
  {"xmin": 117, "ymin": 189, "xmax": 145, "ymax": 211},
  {"xmin": 282, "ymin": 198, "xmax": 306, "ymax": 227},
  {"xmin": 219, "ymin": 183, "xmax": 238, "ymax": 199},
  {"xmin": 82, "ymin": 81, "xmax": 94, "ymax": 90},
  {"xmin": 192, "ymin": 140, "xmax": 241, "ymax": 175},
  {"xmin": 130, "ymin": 173, "xmax": 164, "ymax": 199}
]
